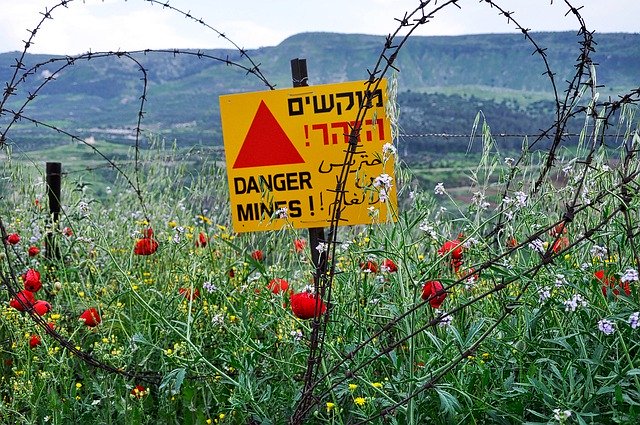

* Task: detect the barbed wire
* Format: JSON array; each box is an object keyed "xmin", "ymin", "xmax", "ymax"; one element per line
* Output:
[
  {"xmin": 0, "ymin": 0, "xmax": 274, "ymax": 393},
  {"xmin": 0, "ymin": 0, "xmax": 638, "ymax": 424},
  {"xmin": 290, "ymin": 0, "xmax": 640, "ymax": 423}
]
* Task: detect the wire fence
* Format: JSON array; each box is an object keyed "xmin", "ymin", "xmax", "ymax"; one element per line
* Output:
[{"xmin": 1, "ymin": 0, "xmax": 639, "ymax": 423}]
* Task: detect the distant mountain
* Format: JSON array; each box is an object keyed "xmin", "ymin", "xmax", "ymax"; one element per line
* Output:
[{"xmin": 1, "ymin": 32, "xmax": 638, "ymax": 153}]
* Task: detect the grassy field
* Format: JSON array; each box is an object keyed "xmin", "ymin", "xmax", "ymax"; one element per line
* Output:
[{"xmin": 1, "ymin": 106, "xmax": 640, "ymax": 425}]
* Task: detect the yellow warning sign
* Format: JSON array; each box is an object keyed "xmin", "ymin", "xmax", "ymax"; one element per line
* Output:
[{"xmin": 219, "ymin": 79, "xmax": 397, "ymax": 233}]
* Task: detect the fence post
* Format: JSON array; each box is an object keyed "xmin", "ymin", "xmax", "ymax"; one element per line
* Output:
[
  {"xmin": 45, "ymin": 162, "xmax": 62, "ymax": 261},
  {"xmin": 290, "ymin": 58, "xmax": 327, "ymax": 285}
]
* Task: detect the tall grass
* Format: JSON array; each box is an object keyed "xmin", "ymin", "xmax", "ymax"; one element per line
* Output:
[{"xmin": 1, "ymin": 103, "xmax": 640, "ymax": 425}]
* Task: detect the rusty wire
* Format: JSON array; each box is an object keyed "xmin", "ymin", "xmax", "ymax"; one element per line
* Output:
[{"xmin": 0, "ymin": 0, "xmax": 639, "ymax": 424}]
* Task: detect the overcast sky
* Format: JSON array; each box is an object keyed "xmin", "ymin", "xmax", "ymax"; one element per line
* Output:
[{"xmin": 0, "ymin": 0, "xmax": 638, "ymax": 55}]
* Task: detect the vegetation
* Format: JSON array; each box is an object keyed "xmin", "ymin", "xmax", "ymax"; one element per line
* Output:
[
  {"xmin": 2, "ymin": 2, "xmax": 640, "ymax": 423},
  {"xmin": 1, "ymin": 32, "xmax": 638, "ymax": 152},
  {"xmin": 1, "ymin": 101, "xmax": 639, "ymax": 423}
]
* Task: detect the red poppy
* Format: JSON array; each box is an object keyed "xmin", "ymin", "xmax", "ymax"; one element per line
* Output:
[
  {"xmin": 6, "ymin": 233, "xmax": 20, "ymax": 245},
  {"xmin": 360, "ymin": 260, "xmax": 378, "ymax": 273},
  {"xmin": 290, "ymin": 292, "xmax": 327, "ymax": 320},
  {"xmin": 438, "ymin": 240, "xmax": 463, "ymax": 260},
  {"xmin": 29, "ymin": 334, "xmax": 41, "ymax": 348},
  {"xmin": 251, "ymin": 250, "xmax": 265, "ymax": 262},
  {"xmin": 130, "ymin": 385, "xmax": 148, "ymax": 399},
  {"xmin": 134, "ymin": 237, "xmax": 158, "ymax": 256},
  {"xmin": 62, "ymin": 227, "xmax": 73, "ymax": 237},
  {"xmin": 268, "ymin": 278, "xmax": 289, "ymax": 294},
  {"xmin": 79, "ymin": 307, "xmax": 101, "ymax": 327},
  {"xmin": 228, "ymin": 268, "xmax": 236, "ymax": 278},
  {"xmin": 381, "ymin": 259, "xmax": 398, "ymax": 273},
  {"xmin": 452, "ymin": 258, "xmax": 464, "ymax": 273},
  {"xmin": 33, "ymin": 300, "xmax": 51, "ymax": 316},
  {"xmin": 594, "ymin": 270, "xmax": 610, "ymax": 284},
  {"xmin": 438, "ymin": 240, "xmax": 464, "ymax": 272},
  {"xmin": 596, "ymin": 270, "xmax": 630, "ymax": 297},
  {"xmin": 506, "ymin": 237, "xmax": 518, "ymax": 248},
  {"xmin": 9, "ymin": 290, "xmax": 36, "ymax": 311},
  {"xmin": 195, "ymin": 232, "xmax": 208, "ymax": 248},
  {"xmin": 421, "ymin": 280, "xmax": 447, "ymax": 309},
  {"xmin": 28, "ymin": 246, "xmax": 40, "ymax": 257},
  {"xmin": 551, "ymin": 237, "xmax": 569, "ymax": 254},
  {"xmin": 549, "ymin": 221, "xmax": 567, "ymax": 237},
  {"xmin": 294, "ymin": 238, "xmax": 307, "ymax": 253},
  {"xmin": 22, "ymin": 269, "xmax": 42, "ymax": 293},
  {"xmin": 179, "ymin": 287, "xmax": 200, "ymax": 300}
]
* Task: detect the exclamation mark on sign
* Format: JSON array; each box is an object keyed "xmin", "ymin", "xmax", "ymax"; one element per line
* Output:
[
  {"xmin": 304, "ymin": 125, "xmax": 310, "ymax": 146},
  {"xmin": 309, "ymin": 195, "xmax": 315, "ymax": 216}
]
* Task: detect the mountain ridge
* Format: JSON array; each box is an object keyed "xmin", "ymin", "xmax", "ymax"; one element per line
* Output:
[{"xmin": 1, "ymin": 31, "xmax": 638, "ymax": 152}]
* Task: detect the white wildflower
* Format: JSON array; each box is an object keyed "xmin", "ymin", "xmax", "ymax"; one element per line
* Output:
[
  {"xmin": 438, "ymin": 314, "xmax": 453, "ymax": 328},
  {"xmin": 463, "ymin": 237, "xmax": 479, "ymax": 249},
  {"xmin": 598, "ymin": 318, "xmax": 615, "ymax": 335},
  {"xmin": 316, "ymin": 242, "xmax": 328, "ymax": 255},
  {"xmin": 434, "ymin": 182, "xmax": 445, "ymax": 195},
  {"xmin": 553, "ymin": 408, "xmax": 572, "ymax": 422},
  {"xmin": 290, "ymin": 329, "xmax": 303, "ymax": 341},
  {"xmin": 203, "ymin": 281, "xmax": 217, "ymax": 293},
  {"xmin": 471, "ymin": 191, "xmax": 490, "ymax": 210},
  {"xmin": 247, "ymin": 272, "xmax": 262, "ymax": 283},
  {"xmin": 563, "ymin": 294, "xmax": 587, "ymax": 312},
  {"xmin": 78, "ymin": 201, "xmax": 90, "ymax": 217},
  {"xmin": 555, "ymin": 274, "xmax": 568, "ymax": 287},
  {"xmin": 620, "ymin": 268, "xmax": 639, "ymax": 284},
  {"xmin": 419, "ymin": 221, "xmax": 437, "ymax": 238},
  {"xmin": 590, "ymin": 245, "xmax": 608, "ymax": 259},
  {"xmin": 373, "ymin": 173, "xmax": 393, "ymax": 190},
  {"xmin": 514, "ymin": 191, "xmax": 527, "ymax": 208},
  {"xmin": 504, "ymin": 157, "xmax": 515, "ymax": 167},
  {"xmin": 275, "ymin": 207, "xmax": 288, "ymax": 219},
  {"xmin": 212, "ymin": 314, "xmax": 224, "ymax": 326},
  {"xmin": 528, "ymin": 239, "xmax": 545, "ymax": 254},
  {"xmin": 539, "ymin": 287, "xmax": 551, "ymax": 301},
  {"xmin": 382, "ymin": 142, "xmax": 396, "ymax": 156}
]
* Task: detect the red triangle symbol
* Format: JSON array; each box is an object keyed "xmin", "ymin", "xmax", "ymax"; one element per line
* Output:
[{"xmin": 233, "ymin": 100, "xmax": 305, "ymax": 169}]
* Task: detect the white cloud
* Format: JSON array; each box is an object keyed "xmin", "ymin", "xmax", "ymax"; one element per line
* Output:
[{"xmin": 0, "ymin": 0, "xmax": 638, "ymax": 55}]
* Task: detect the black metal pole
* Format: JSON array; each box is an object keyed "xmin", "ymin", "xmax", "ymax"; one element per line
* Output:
[
  {"xmin": 45, "ymin": 162, "xmax": 61, "ymax": 261},
  {"xmin": 291, "ymin": 58, "xmax": 326, "ymax": 285}
]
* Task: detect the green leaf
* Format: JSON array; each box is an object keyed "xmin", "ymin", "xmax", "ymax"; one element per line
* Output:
[{"xmin": 160, "ymin": 367, "xmax": 187, "ymax": 396}]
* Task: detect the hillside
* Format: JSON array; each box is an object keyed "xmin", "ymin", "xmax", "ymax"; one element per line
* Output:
[{"xmin": 1, "ymin": 31, "xmax": 638, "ymax": 153}]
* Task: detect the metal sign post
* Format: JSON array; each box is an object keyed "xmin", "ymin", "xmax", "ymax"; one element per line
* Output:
[
  {"xmin": 291, "ymin": 58, "xmax": 326, "ymax": 285},
  {"xmin": 45, "ymin": 162, "xmax": 62, "ymax": 261}
]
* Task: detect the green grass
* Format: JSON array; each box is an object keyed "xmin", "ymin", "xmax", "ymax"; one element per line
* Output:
[{"xmin": 1, "ymin": 107, "xmax": 640, "ymax": 425}]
